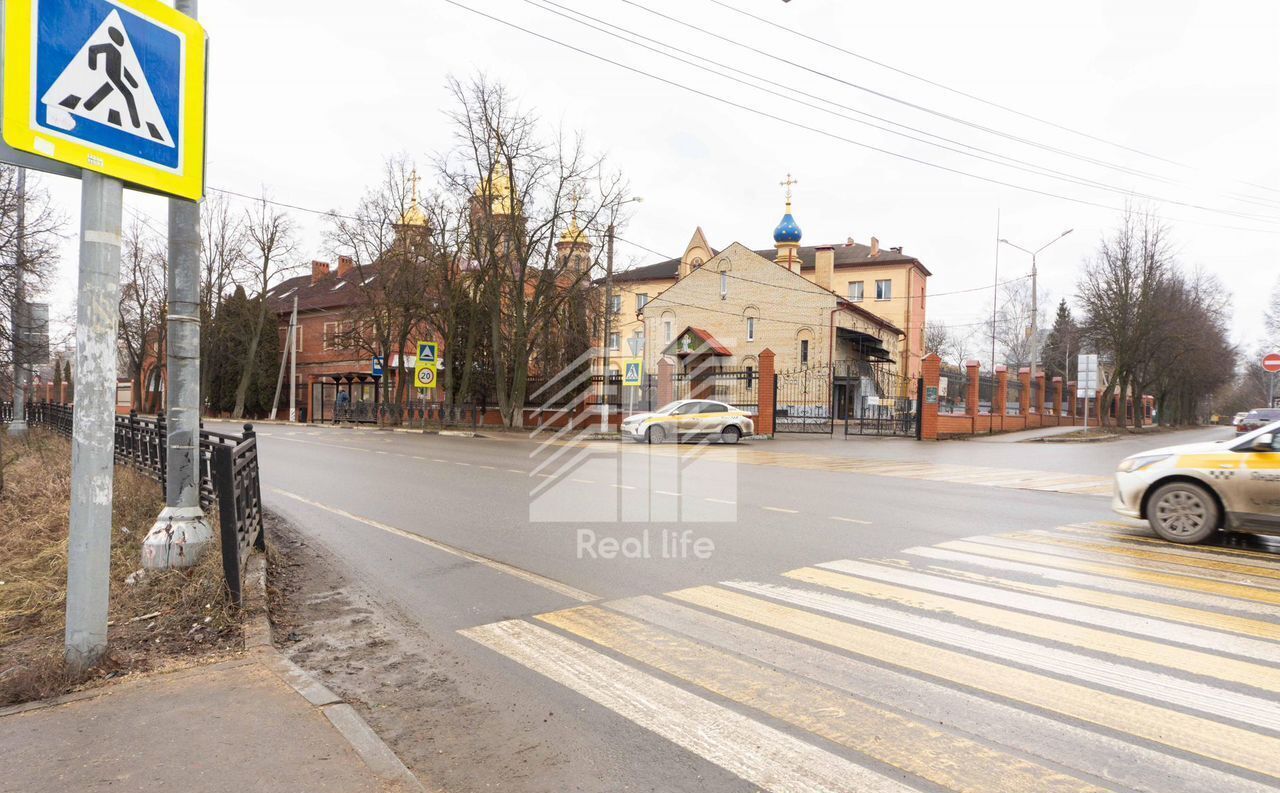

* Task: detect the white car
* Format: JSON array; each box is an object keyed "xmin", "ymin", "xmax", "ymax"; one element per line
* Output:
[
  {"xmin": 620, "ymin": 399, "xmax": 755, "ymax": 444},
  {"xmin": 1112, "ymin": 421, "xmax": 1280, "ymax": 543}
]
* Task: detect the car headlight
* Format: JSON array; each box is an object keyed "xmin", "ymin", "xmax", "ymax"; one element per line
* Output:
[{"xmin": 1117, "ymin": 454, "xmax": 1172, "ymax": 473}]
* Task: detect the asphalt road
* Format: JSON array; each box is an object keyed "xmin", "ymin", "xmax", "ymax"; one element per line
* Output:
[{"xmin": 222, "ymin": 421, "xmax": 1279, "ymax": 793}]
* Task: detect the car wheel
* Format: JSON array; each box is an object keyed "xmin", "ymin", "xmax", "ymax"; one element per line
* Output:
[
  {"xmin": 645, "ymin": 424, "xmax": 666, "ymax": 444},
  {"xmin": 720, "ymin": 425, "xmax": 741, "ymax": 445},
  {"xmin": 1148, "ymin": 481, "xmax": 1219, "ymax": 544}
]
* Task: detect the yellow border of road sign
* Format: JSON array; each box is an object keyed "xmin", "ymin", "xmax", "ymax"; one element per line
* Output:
[
  {"xmin": 414, "ymin": 364, "xmax": 437, "ymax": 389},
  {"xmin": 2, "ymin": 0, "xmax": 206, "ymax": 199},
  {"xmin": 417, "ymin": 341, "xmax": 438, "ymax": 364}
]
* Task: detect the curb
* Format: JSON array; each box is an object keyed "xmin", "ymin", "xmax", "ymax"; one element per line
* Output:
[{"xmin": 245, "ymin": 555, "xmax": 426, "ymax": 793}]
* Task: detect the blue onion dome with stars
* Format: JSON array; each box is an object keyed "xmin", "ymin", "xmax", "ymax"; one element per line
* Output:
[{"xmin": 773, "ymin": 202, "xmax": 802, "ymax": 244}]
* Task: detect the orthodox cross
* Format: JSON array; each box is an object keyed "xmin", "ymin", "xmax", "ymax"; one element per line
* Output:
[{"xmin": 779, "ymin": 173, "xmax": 798, "ymax": 202}]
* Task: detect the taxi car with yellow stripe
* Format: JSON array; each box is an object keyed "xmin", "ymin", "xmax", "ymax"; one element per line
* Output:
[
  {"xmin": 621, "ymin": 399, "xmax": 755, "ymax": 444},
  {"xmin": 1113, "ymin": 420, "xmax": 1280, "ymax": 543}
]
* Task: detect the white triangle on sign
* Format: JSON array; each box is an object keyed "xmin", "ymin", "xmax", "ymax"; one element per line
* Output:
[{"xmin": 40, "ymin": 10, "xmax": 175, "ymax": 148}]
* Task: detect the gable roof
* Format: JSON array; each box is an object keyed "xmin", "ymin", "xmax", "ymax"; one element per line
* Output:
[{"xmin": 662, "ymin": 326, "xmax": 733, "ymax": 357}]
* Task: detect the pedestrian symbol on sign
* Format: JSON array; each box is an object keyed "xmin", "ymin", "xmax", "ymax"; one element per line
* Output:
[
  {"xmin": 41, "ymin": 10, "xmax": 174, "ymax": 147},
  {"xmin": 621, "ymin": 358, "xmax": 643, "ymax": 387}
]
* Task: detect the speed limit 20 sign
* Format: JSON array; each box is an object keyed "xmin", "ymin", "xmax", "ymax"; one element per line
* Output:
[
  {"xmin": 1263, "ymin": 352, "xmax": 1280, "ymax": 373},
  {"xmin": 414, "ymin": 365, "xmax": 436, "ymax": 388}
]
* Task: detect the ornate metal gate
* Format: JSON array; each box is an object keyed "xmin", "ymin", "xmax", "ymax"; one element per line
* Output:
[
  {"xmin": 842, "ymin": 364, "xmax": 920, "ymax": 437},
  {"xmin": 774, "ymin": 364, "xmax": 834, "ymax": 434}
]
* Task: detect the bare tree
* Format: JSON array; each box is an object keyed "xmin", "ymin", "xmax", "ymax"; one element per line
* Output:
[
  {"xmin": 199, "ymin": 192, "xmax": 250, "ymax": 402},
  {"xmin": 1077, "ymin": 207, "xmax": 1170, "ymax": 427},
  {"xmin": 991, "ymin": 278, "xmax": 1043, "ymax": 370},
  {"xmin": 0, "ymin": 165, "xmax": 63, "ymax": 397},
  {"xmin": 1265, "ymin": 276, "xmax": 1280, "ymax": 349},
  {"xmin": 233, "ymin": 197, "xmax": 296, "ymax": 420},
  {"xmin": 439, "ymin": 74, "xmax": 631, "ymax": 427},
  {"xmin": 117, "ymin": 220, "xmax": 167, "ymax": 412}
]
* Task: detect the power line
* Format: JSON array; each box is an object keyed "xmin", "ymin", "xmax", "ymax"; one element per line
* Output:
[
  {"xmin": 442, "ymin": 0, "xmax": 1280, "ymax": 236},
  {"xmin": 531, "ymin": 0, "xmax": 1279, "ymax": 222},
  {"xmin": 708, "ymin": 0, "xmax": 1278, "ymax": 199}
]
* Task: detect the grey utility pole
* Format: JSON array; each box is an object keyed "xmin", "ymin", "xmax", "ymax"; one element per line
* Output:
[
  {"xmin": 600, "ymin": 223, "xmax": 614, "ymax": 433},
  {"xmin": 143, "ymin": 0, "xmax": 210, "ymax": 570},
  {"xmin": 999, "ymin": 228, "xmax": 1073, "ymax": 409},
  {"xmin": 65, "ymin": 171, "xmax": 124, "ymax": 670},
  {"xmin": 7, "ymin": 168, "xmax": 27, "ymax": 436}
]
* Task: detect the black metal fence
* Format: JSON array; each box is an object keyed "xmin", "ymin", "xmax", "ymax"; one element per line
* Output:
[
  {"xmin": 938, "ymin": 367, "xmax": 967, "ymax": 415},
  {"xmin": 375, "ymin": 401, "xmax": 484, "ymax": 432},
  {"xmin": 10, "ymin": 402, "xmax": 264, "ymax": 606},
  {"xmin": 1006, "ymin": 379, "xmax": 1024, "ymax": 415},
  {"xmin": 1, "ymin": 401, "xmax": 11, "ymax": 423}
]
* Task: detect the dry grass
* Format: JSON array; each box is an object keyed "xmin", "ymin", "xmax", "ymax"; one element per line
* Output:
[{"xmin": 0, "ymin": 430, "xmax": 242, "ymax": 705}]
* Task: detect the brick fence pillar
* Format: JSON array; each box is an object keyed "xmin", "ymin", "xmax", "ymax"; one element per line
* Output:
[
  {"xmin": 756, "ymin": 349, "xmax": 776, "ymax": 438},
  {"xmin": 1034, "ymin": 371, "xmax": 1047, "ymax": 414},
  {"xmin": 921, "ymin": 353, "xmax": 941, "ymax": 440},
  {"xmin": 964, "ymin": 359, "xmax": 980, "ymax": 417},
  {"xmin": 1018, "ymin": 367, "xmax": 1031, "ymax": 415},
  {"xmin": 657, "ymin": 357, "xmax": 674, "ymax": 408},
  {"xmin": 1052, "ymin": 377, "xmax": 1063, "ymax": 417},
  {"xmin": 995, "ymin": 366, "xmax": 1008, "ymax": 417},
  {"xmin": 1068, "ymin": 381, "xmax": 1077, "ymax": 421}
]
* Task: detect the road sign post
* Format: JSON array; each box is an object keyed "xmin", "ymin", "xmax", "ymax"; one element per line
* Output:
[
  {"xmin": 144, "ymin": 0, "xmax": 208, "ymax": 571},
  {"xmin": 1077, "ymin": 353, "xmax": 1098, "ymax": 429}
]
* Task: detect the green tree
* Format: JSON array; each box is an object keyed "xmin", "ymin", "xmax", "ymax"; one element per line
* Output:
[
  {"xmin": 206, "ymin": 286, "xmax": 281, "ymax": 417},
  {"xmin": 1041, "ymin": 299, "xmax": 1078, "ymax": 383}
]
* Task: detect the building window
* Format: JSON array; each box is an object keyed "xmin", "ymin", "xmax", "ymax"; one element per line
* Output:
[
  {"xmin": 848, "ymin": 281, "xmax": 864, "ymax": 302},
  {"xmin": 800, "ymin": 339, "xmax": 809, "ymax": 365},
  {"xmin": 664, "ymin": 320, "xmax": 673, "ymax": 343},
  {"xmin": 745, "ymin": 365, "xmax": 754, "ymax": 390},
  {"xmin": 294, "ymin": 326, "xmax": 303, "ymax": 352},
  {"xmin": 609, "ymin": 294, "xmax": 621, "ymax": 314},
  {"xmin": 608, "ymin": 332, "xmax": 620, "ymax": 350},
  {"xmin": 746, "ymin": 316, "xmax": 755, "ymax": 342},
  {"xmin": 875, "ymin": 279, "xmax": 892, "ymax": 301},
  {"xmin": 636, "ymin": 293, "xmax": 649, "ymax": 310},
  {"xmin": 720, "ymin": 272, "xmax": 728, "ymax": 299}
]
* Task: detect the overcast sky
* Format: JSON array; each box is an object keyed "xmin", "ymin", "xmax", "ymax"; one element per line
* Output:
[{"xmin": 38, "ymin": 0, "xmax": 1280, "ymax": 354}]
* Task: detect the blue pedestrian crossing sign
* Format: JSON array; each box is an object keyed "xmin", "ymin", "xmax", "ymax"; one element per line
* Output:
[
  {"xmin": 621, "ymin": 358, "xmax": 643, "ymax": 387},
  {"xmin": 416, "ymin": 341, "xmax": 438, "ymax": 364},
  {"xmin": 1, "ymin": 0, "xmax": 207, "ymax": 199}
]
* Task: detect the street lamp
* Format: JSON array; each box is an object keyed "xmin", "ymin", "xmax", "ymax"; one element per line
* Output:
[
  {"xmin": 998, "ymin": 229, "xmax": 1073, "ymax": 398},
  {"xmin": 601, "ymin": 195, "xmax": 643, "ymax": 431}
]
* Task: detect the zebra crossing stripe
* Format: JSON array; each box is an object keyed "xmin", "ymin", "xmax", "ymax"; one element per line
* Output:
[
  {"xmin": 1048, "ymin": 524, "xmax": 1280, "ymax": 563},
  {"xmin": 881, "ymin": 552, "xmax": 1280, "ymax": 641},
  {"xmin": 746, "ymin": 575, "xmax": 1280, "ymax": 731},
  {"xmin": 459, "ymin": 619, "xmax": 916, "ymax": 793},
  {"xmin": 537, "ymin": 605, "xmax": 1109, "ymax": 793},
  {"xmin": 812, "ymin": 558, "xmax": 1280, "ymax": 664},
  {"xmin": 606, "ymin": 595, "xmax": 1277, "ymax": 793},
  {"xmin": 1010, "ymin": 532, "xmax": 1280, "ymax": 579},
  {"xmin": 905, "ymin": 544, "xmax": 1280, "ymax": 618},
  {"xmin": 670, "ymin": 585, "xmax": 1280, "ymax": 780},
  {"xmin": 959, "ymin": 536, "xmax": 1280, "ymax": 596}
]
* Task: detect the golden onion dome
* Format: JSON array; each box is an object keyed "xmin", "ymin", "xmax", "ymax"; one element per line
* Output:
[
  {"xmin": 558, "ymin": 216, "xmax": 588, "ymax": 247},
  {"xmin": 398, "ymin": 199, "xmax": 428, "ymax": 227},
  {"xmin": 475, "ymin": 163, "xmax": 520, "ymax": 215}
]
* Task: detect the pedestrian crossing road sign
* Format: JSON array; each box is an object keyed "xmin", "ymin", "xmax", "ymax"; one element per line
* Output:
[
  {"xmin": 416, "ymin": 341, "xmax": 438, "ymax": 365},
  {"xmin": 1, "ymin": 0, "xmax": 207, "ymax": 199},
  {"xmin": 621, "ymin": 358, "xmax": 642, "ymax": 387}
]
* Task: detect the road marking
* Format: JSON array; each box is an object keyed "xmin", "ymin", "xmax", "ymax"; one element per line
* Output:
[
  {"xmin": 828, "ymin": 516, "xmax": 871, "ymax": 525},
  {"xmin": 431, "ymin": 458, "xmax": 448, "ymax": 463},
  {"xmin": 455, "ymin": 462, "xmax": 471, "ymax": 467},
  {"xmin": 1011, "ymin": 532, "xmax": 1280, "ymax": 579},
  {"xmin": 704, "ymin": 497, "xmax": 736, "ymax": 505},
  {"xmin": 655, "ymin": 490, "xmax": 681, "ymax": 497},
  {"xmin": 813, "ymin": 558, "xmax": 1280, "ymax": 664},
  {"xmin": 967, "ymin": 534, "xmax": 1280, "ymax": 590},
  {"xmin": 764, "ymin": 572, "xmax": 1280, "ymax": 726},
  {"xmin": 506, "ymin": 468, "xmax": 525, "ymax": 474},
  {"xmin": 671, "ymin": 585, "xmax": 1280, "ymax": 780},
  {"xmin": 1053, "ymin": 524, "xmax": 1280, "ymax": 562},
  {"xmin": 570, "ymin": 478, "xmax": 594, "ymax": 485},
  {"xmin": 539, "ymin": 606, "xmax": 1110, "ymax": 793},
  {"xmin": 762, "ymin": 506, "xmax": 799, "ymax": 514},
  {"xmin": 951, "ymin": 537, "xmax": 1280, "ymax": 603},
  {"xmin": 459, "ymin": 620, "xmax": 910, "ymax": 793},
  {"xmin": 905, "ymin": 544, "xmax": 1280, "ymax": 618},
  {"xmin": 478, "ymin": 465, "xmax": 496, "ymax": 470},
  {"xmin": 268, "ymin": 487, "xmax": 596, "ymax": 603},
  {"xmin": 606, "ymin": 595, "xmax": 1274, "ymax": 793}
]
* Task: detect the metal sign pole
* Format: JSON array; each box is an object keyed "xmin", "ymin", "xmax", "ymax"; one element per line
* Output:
[
  {"xmin": 65, "ymin": 170, "xmax": 124, "ymax": 670},
  {"xmin": 7, "ymin": 167, "xmax": 27, "ymax": 435},
  {"xmin": 143, "ymin": 0, "xmax": 209, "ymax": 570}
]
